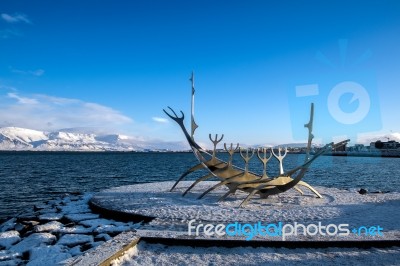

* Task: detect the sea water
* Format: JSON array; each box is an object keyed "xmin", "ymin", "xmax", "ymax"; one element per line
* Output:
[{"xmin": 0, "ymin": 151, "xmax": 399, "ymax": 220}]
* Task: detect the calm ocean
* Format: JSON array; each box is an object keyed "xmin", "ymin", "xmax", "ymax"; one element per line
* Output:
[{"xmin": 0, "ymin": 151, "xmax": 399, "ymax": 220}]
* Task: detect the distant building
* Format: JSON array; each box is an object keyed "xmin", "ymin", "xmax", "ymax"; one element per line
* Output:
[
  {"xmin": 333, "ymin": 142, "xmax": 347, "ymax": 152},
  {"xmin": 347, "ymin": 144, "xmax": 368, "ymax": 152},
  {"xmin": 370, "ymin": 140, "xmax": 400, "ymax": 151}
]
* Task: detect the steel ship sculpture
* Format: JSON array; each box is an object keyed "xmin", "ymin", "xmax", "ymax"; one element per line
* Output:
[{"xmin": 164, "ymin": 73, "xmax": 349, "ymax": 207}]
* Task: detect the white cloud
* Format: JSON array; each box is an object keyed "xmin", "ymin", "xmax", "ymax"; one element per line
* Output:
[
  {"xmin": 1, "ymin": 13, "xmax": 31, "ymax": 24},
  {"xmin": 7, "ymin": 92, "xmax": 38, "ymax": 104},
  {"xmin": 11, "ymin": 68, "xmax": 44, "ymax": 76},
  {"xmin": 152, "ymin": 117, "xmax": 169, "ymax": 123},
  {"xmin": 38, "ymin": 94, "xmax": 81, "ymax": 105},
  {"xmin": 81, "ymin": 102, "xmax": 132, "ymax": 124},
  {"xmin": 0, "ymin": 92, "xmax": 133, "ymax": 131}
]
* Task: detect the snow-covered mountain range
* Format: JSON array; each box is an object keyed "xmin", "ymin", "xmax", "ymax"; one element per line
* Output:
[
  {"xmin": 1, "ymin": 127, "xmax": 398, "ymax": 152},
  {"xmin": 0, "ymin": 127, "xmax": 189, "ymax": 151}
]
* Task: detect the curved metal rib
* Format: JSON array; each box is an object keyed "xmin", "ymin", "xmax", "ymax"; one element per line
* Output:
[
  {"xmin": 297, "ymin": 181, "xmax": 322, "ymax": 198},
  {"xmin": 238, "ymin": 142, "xmax": 333, "ymax": 207},
  {"xmin": 198, "ymin": 179, "xmax": 233, "ymax": 199},
  {"xmin": 170, "ymin": 163, "xmax": 205, "ymax": 191}
]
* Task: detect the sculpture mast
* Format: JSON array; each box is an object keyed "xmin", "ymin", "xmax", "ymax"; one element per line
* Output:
[
  {"xmin": 190, "ymin": 71, "xmax": 198, "ymax": 139},
  {"xmin": 304, "ymin": 103, "xmax": 314, "ymax": 162}
]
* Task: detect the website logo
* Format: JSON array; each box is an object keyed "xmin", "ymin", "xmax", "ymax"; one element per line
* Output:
[
  {"xmin": 288, "ymin": 39, "xmax": 381, "ymax": 144},
  {"xmin": 188, "ymin": 219, "xmax": 384, "ymax": 241}
]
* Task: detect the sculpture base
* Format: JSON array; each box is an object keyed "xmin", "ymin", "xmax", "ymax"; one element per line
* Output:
[{"xmin": 90, "ymin": 181, "xmax": 400, "ymax": 241}]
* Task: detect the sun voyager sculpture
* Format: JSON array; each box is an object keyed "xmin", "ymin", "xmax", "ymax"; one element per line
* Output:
[{"xmin": 164, "ymin": 73, "xmax": 349, "ymax": 207}]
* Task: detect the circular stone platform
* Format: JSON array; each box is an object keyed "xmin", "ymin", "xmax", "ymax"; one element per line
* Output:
[{"xmin": 90, "ymin": 181, "xmax": 400, "ymax": 240}]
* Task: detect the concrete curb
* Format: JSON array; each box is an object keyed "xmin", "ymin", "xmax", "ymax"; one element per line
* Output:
[
  {"xmin": 62, "ymin": 231, "xmax": 139, "ymax": 266},
  {"xmin": 62, "ymin": 232, "xmax": 400, "ymax": 266},
  {"xmin": 141, "ymin": 236, "xmax": 400, "ymax": 249},
  {"xmin": 89, "ymin": 198, "xmax": 154, "ymax": 223}
]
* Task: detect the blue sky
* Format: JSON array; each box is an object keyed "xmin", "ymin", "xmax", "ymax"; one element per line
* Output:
[{"xmin": 0, "ymin": 0, "xmax": 399, "ymax": 146}]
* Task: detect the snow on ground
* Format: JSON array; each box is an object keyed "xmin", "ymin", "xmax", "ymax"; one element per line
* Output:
[
  {"xmin": 62, "ymin": 231, "xmax": 139, "ymax": 266},
  {"xmin": 57, "ymin": 234, "xmax": 94, "ymax": 247},
  {"xmin": 0, "ymin": 231, "xmax": 20, "ymax": 249},
  {"xmin": 10, "ymin": 233, "xmax": 56, "ymax": 254},
  {"xmin": 34, "ymin": 221, "xmax": 64, "ymax": 233},
  {"xmin": 1, "ymin": 181, "xmax": 399, "ymax": 265},
  {"xmin": 64, "ymin": 213, "xmax": 99, "ymax": 222},
  {"xmin": 27, "ymin": 245, "xmax": 72, "ymax": 266},
  {"xmin": 112, "ymin": 241, "xmax": 400, "ymax": 266},
  {"xmin": 0, "ymin": 127, "xmax": 48, "ymax": 144},
  {"xmin": 0, "ymin": 193, "xmax": 140, "ymax": 265},
  {"xmin": 91, "ymin": 181, "xmax": 400, "ymax": 241}
]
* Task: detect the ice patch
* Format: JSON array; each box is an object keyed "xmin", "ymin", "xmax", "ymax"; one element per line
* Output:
[
  {"xmin": 10, "ymin": 233, "xmax": 56, "ymax": 254},
  {"xmin": 79, "ymin": 218, "xmax": 114, "ymax": 229},
  {"xmin": 65, "ymin": 213, "xmax": 99, "ymax": 222},
  {"xmin": 0, "ymin": 259, "xmax": 21, "ymax": 266},
  {"xmin": 0, "ymin": 231, "xmax": 20, "ymax": 249},
  {"xmin": 0, "ymin": 219, "xmax": 16, "ymax": 233},
  {"xmin": 0, "ymin": 250, "xmax": 20, "ymax": 261},
  {"xmin": 94, "ymin": 225, "xmax": 134, "ymax": 234},
  {"xmin": 34, "ymin": 221, "xmax": 64, "ymax": 233},
  {"xmin": 57, "ymin": 234, "xmax": 93, "ymax": 247},
  {"xmin": 38, "ymin": 213, "xmax": 64, "ymax": 221},
  {"xmin": 27, "ymin": 245, "xmax": 71, "ymax": 266},
  {"xmin": 55, "ymin": 225, "xmax": 93, "ymax": 234},
  {"xmin": 95, "ymin": 233, "xmax": 112, "ymax": 242},
  {"xmin": 68, "ymin": 245, "xmax": 82, "ymax": 257}
]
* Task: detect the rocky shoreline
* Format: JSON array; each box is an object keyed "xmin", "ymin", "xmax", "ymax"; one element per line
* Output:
[
  {"xmin": 2, "ymin": 183, "xmax": 400, "ymax": 265},
  {"xmin": 0, "ymin": 193, "xmax": 140, "ymax": 265}
]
